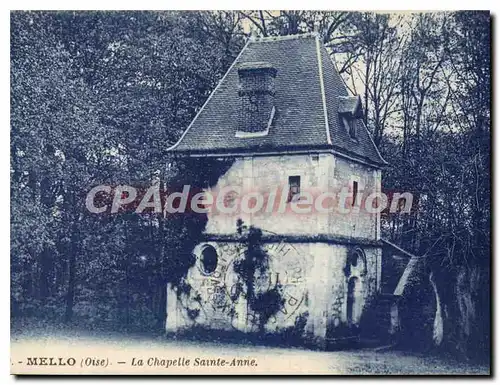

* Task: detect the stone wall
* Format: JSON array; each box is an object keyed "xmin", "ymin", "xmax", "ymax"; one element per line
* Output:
[
  {"xmin": 166, "ymin": 240, "xmax": 381, "ymax": 344},
  {"xmin": 204, "ymin": 153, "xmax": 381, "ymax": 240},
  {"xmin": 165, "ymin": 152, "xmax": 382, "ymax": 345},
  {"xmin": 329, "ymin": 157, "xmax": 381, "ymax": 240}
]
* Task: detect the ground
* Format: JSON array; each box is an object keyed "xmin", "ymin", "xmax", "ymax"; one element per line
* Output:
[{"xmin": 10, "ymin": 321, "xmax": 489, "ymax": 375}]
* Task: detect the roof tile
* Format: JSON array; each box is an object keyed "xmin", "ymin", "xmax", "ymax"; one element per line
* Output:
[{"xmin": 169, "ymin": 34, "xmax": 386, "ymax": 166}]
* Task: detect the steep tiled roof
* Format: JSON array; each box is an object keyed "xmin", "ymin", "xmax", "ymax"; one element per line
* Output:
[{"xmin": 168, "ymin": 33, "xmax": 387, "ymax": 167}]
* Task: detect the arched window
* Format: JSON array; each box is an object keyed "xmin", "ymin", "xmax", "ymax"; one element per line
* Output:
[
  {"xmin": 344, "ymin": 247, "xmax": 367, "ymax": 277},
  {"xmin": 200, "ymin": 245, "xmax": 218, "ymax": 275}
]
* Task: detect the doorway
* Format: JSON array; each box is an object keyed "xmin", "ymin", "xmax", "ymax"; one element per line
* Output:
[{"xmin": 347, "ymin": 276, "xmax": 361, "ymax": 325}]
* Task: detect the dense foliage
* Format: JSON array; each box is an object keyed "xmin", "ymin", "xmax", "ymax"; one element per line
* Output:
[
  {"xmin": 11, "ymin": 11, "xmax": 244, "ymax": 330},
  {"xmin": 234, "ymin": 222, "xmax": 284, "ymax": 332}
]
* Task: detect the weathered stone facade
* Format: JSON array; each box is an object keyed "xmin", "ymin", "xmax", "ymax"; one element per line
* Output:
[
  {"xmin": 202, "ymin": 154, "xmax": 381, "ymax": 238},
  {"xmin": 166, "ymin": 153, "xmax": 383, "ymax": 345}
]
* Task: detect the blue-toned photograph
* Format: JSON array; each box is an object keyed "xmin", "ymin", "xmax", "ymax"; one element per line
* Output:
[{"xmin": 10, "ymin": 10, "xmax": 491, "ymax": 375}]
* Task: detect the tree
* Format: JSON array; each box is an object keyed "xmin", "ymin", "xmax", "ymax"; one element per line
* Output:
[{"xmin": 10, "ymin": 11, "xmax": 243, "ymax": 329}]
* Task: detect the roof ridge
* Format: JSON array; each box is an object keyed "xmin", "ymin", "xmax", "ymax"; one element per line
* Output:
[
  {"xmin": 323, "ymin": 46, "xmax": 351, "ymax": 95},
  {"xmin": 354, "ymin": 116, "xmax": 389, "ymax": 165},
  {"xmin": 381, "ymin": 239, "xmax": 421, "ymax": 259},
  {"xmin": 361, "ymin": 120, "xmax": 390, "ymax": 165},
  {"xmin": 315, "ymin": 36, "xmax": 332, "ymax": 145},
  {"xmin": 250, "ymin": 32, "xmax": 319, "ymax": 43}
]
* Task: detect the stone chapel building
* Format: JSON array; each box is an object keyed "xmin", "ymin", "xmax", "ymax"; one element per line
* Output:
[{"xmin": 165, "ymin": 33, "xmax": 414, "ymax": 347}]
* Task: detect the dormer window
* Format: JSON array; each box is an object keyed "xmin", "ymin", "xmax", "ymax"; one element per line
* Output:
[
  {"xmin": 338, "ymin": 95, "xmax": 363, "ymax": 141},
  {"xmin": 343, "ymin": 117, "xmax": 357, "ymax": 139},
  {"xmin": 349, "ymin": 120, "xmax": 356, "ymax": 139}
]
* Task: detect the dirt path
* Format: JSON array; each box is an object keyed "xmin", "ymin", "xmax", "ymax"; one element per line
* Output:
[{"xmin": 10, "ymin": 327, "xmax": 489, "ymax": 375}]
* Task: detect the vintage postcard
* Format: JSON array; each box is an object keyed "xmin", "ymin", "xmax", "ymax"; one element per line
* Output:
[{"xmin": 10, "ymin": 10, "xmax": 491, "ymax": 375}]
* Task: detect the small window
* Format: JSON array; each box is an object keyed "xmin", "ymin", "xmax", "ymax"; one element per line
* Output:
[
  {"xmin": 288, "ymin": 176, "xmax": 300, "ymax": 202},
  {"xmin": 200, "ymin": 245, "xmax": 218, "ymax": 275},
  {"xmin": 352, "ymin": 181, "xmax": 358, "ymax": 206},
  {"xmin": 349, "ymin": 121, "xmax": 356, "ymax": 139},
  {"xmin": 343, "ymin": 117, "xmax": 357, "ymax": 139}
]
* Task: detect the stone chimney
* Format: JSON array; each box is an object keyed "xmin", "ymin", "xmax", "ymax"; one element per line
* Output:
[{"xmin": 236, "ymin": 62, "xmax": 277, "ymax": 136}]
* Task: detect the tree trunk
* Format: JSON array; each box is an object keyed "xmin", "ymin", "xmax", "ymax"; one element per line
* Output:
[
  {"xmin": 157, "ymin": 284, "xmax": 167, "ymax": 332},
  {"xmin": 429, "ymin": 272, "xmax": 443, "ymax": 346},
  {"xmin": 64, "ymin": 227, "xmax": 77, "ymax": 323},
  {"xmin": 64, "ymin": 189, "xmax": 79, "ymax": 323},
  {"xmin": 455, "ymin": 266, "xmax": 477, "ymax": 356},
  {"xmin": 39, "ymin": 246, "xmax": 52, "ymax": 300}
]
